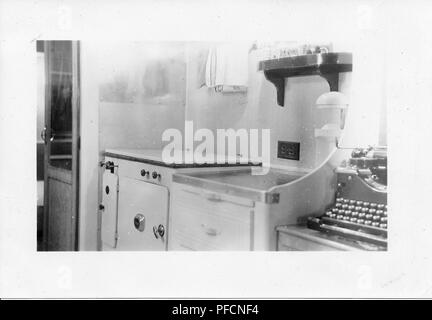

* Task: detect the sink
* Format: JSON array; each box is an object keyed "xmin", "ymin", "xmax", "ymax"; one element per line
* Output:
[{"xmin": 179, "ymin": 167, "xmax": 305, "ymax": 191}]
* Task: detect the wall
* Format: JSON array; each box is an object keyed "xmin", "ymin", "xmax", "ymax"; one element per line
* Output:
[{"xmin": 185, "ymin": 42, "xmax": 352, "ymax": 171}]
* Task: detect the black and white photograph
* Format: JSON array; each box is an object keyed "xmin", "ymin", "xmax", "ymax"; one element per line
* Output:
[{"xmin": 1, "ymin": 0, "xmax": 432, "ymax": 301}]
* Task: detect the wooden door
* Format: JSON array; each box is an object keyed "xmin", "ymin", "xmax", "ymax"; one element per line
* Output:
[{"xmin": 42, "ymin": 41, "xmax": 80, "ymax": 251}]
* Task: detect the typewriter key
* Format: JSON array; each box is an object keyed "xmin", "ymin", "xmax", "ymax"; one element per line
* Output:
[
  {"xmin": 363, "ymin": 202, "xmax": 370, "ymax": 207},
  {"xmin": 365, "ymin": 214, "xmax": 373, "ymax": 220},
  {"xmin": 336, "ymin": 215, "xmax": 344, "ymax": 220},
  {"xmin": 381, "ymin": 217, "xmax": 387, "ymax": 223},
  {"xmin": 372, "ymin": 215, "xmax": 380, "ymax": 221},
  {"xmin": 364, "ymin": 220, "xmax": 372, "ymax": 225},
  {"xmin": 351, "ymin": 211, "xmax": 359, "ymax": 217},
  {"xmin": 371, "ymin": 222, "xmax": 380, "ymax": 227},
  {"xmin": 356, "ymin": 201, "xmax": 363, "ymax": 206},
  {"xmin": 358, "ymin": 212, "xmax": 366, "ymax": 218},
  {"xmin": 377, "ymin": 204, "xmax": 385, "ymax": 210},
  {"xmin": 370, "ymin": 203, "xmax": 377, "ymax": 209},
  {"xmin": 350, "ymin": 218, "xmax": 358, "ymax": 223},
  {"xmin": 380, "ymin": 223, "xmax": 387, "ymax": 229},
  {"xmin": 357, "ymin": 219, "xmax": 365, "ymax": 224},
  {"xmin": 369, "ymin": 209, "xmax": 377, "ymax": 215},
  {"xmin": 349, "ymin": 200, "xmax": 356, "ymax": 205}
]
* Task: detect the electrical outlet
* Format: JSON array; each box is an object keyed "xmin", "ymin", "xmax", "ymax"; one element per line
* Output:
[{"xmin": 277, "ymin": 141, "xmax": 300, "ymax": 160}]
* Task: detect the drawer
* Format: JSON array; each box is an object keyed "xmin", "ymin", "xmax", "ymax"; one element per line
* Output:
[
  {"xmin": 115, "ymin": 158, "xmax": 172, "ymax": 186},
  {"xmin": 169, "ymin": 184, "xmax": 254, "ymax": 251}
]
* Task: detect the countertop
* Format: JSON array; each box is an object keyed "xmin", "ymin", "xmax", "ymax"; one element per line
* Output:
[
  {"xmin": 104, "ymin": 148, "xmax": 261, "ymax": 168},
  {"xmin": 173, "ymin": 167, "xmax": 306, "ymax": 203}
]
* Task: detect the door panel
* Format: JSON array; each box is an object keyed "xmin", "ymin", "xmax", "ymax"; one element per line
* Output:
[
  {"xmin": 101, "ymin": 171, "xmax": 119, "ymax": 249},
  {"xmin": 47, "ymin": 174, "xmax": 73, "ymax": 251},
  {"xmin": 116, "ymin": 178, "xmax": 168, "ymax": 251},
  {"xmin": 42, "ymin": 41, "xmax": 80, "ymax": 251}
]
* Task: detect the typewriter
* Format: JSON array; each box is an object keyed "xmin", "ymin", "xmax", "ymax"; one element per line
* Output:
[{"xmin": 307, "ymin": 146, "xmax": 388, "ymax": 250}]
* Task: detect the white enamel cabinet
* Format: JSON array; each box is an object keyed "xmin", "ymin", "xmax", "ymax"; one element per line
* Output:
[{"xmin": 100, "ymin": 157, "xmax": 170, "ymax": 251}]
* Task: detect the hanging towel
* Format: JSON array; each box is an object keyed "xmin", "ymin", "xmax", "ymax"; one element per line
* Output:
[{"xmin": 205, "ymin": 43, "xmax": 249, "ymax": 92}]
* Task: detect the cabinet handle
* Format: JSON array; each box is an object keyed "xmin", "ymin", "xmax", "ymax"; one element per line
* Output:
[
  {"xmin": 201, "ymin": 224, "xmax": 220, "ymax": 236},
  {"xmin": 202, "ymin": 191, "xmax": 222, "ymax": 202}
]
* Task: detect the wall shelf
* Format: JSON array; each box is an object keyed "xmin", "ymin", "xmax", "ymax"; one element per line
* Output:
[{"xmin": 258, "ymin": 52, "xmax": 352, "ymax": 106}]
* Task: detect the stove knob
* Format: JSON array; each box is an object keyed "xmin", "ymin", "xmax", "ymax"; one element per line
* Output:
[
  {"xmin": 134, "ymin": 214, "xmax": 145, "ymax": 232},
  {"xmin": 141, "ymin": 169, "xmax": 149, "ymax": 177},
  {"xmin": 152, "ymin": 171, "xmax": 161, "ymax": 179}
]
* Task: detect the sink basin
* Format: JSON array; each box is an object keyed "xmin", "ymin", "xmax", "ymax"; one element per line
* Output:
[{"xmin": 179, "ymin": 167, "xmax": 305, "ymax": 191}]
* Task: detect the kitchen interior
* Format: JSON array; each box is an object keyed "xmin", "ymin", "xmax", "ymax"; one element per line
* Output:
[{"xmin": 37, "ymin": 39, "xmax": 387, "ymax": 252}]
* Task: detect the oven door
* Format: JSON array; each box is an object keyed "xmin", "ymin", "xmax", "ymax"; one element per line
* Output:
[{"xmin": 116, "ymin": 177, "xmax": 168, "ymax": 251}]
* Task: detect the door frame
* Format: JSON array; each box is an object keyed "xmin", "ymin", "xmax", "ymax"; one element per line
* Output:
[{"xmin": 42, "ymin": 41, "xmax": 81, "ymax": 251}]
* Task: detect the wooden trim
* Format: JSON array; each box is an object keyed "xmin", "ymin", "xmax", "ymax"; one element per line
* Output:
[
  {"xmin": 42, "ymin": 41, "xmax": 51, "ymax": 251},
  {"xmin": 71, "ymin": 41, "xmax": 81, "ymax": 251}
]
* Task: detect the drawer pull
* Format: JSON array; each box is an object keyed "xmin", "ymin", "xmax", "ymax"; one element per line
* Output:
[
  {"xmin": 201, "ymin": 224, "xmax": 220, "ymax": 236},
  {"xmin": 203, "ymin": 191, "xmax": 222, "ymax": 202}
]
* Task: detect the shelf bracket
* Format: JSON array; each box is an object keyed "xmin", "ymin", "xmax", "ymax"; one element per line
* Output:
[
  {"xmin": 319, "ymin": 72, "xmax": 339, "ymax": 92},
  {"xmin": 264, "ymin": 72, "xmax": 286, "ymax": 106}
]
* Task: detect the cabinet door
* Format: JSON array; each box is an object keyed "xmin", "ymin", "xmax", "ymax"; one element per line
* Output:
[
  {"xmin": 117, "ymin": 177, "xmax": 168, "ymax": 251},
  {"xmin": 101, "ymin": 171, "xmax": 119, "ymax": 249}
]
